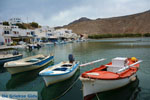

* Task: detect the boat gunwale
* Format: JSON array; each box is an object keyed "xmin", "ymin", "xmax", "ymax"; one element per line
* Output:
[{"xmin": 0, "ymin": 54, "xmax": 23, "ymax": 60}]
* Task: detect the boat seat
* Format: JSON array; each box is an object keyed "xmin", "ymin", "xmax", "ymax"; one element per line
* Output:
[
  {"xmin": 53, "ymin": 67, "xmax": 68, "ymax": 71},
  {"xmin": 61, "ymin": 64, "xmax": 72, "ymax": 67},
  {"xmin": 26, "ymin": 58, "xmax": 39, "ymax": 62},
  {"xmin": 106, "ymin": 65, "xmax": 125, "ymax": 73},
  {"xmin": 105, "ymin": 65, "xmax": 114, "ymax": 67},
  {"xmin": 37, "ymin": 57, "xmax": 44, "ymax": 60}
]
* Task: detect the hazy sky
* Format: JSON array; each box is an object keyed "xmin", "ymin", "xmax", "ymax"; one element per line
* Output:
[{"xmin": 0, "ymin": 0, "xmax": 150, "ymax": 27}]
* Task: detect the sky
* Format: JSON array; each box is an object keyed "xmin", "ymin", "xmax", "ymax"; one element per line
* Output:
[{"xmin": 0, "ymin": 0, "xmax": 150, "ymax": 27}]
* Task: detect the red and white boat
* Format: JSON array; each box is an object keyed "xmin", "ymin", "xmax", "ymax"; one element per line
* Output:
[{"xmin": 80, "ymin": 57, "xmax": 142, "ymax": 100}]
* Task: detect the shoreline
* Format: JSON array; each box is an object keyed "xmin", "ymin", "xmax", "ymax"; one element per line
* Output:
[{"xmin": 88, "ymin": 33, "xmax": 150, "ymax": 39}]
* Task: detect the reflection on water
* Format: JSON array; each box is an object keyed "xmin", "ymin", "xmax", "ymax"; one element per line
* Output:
[
  {"xmin": 0, "ymin": 66, "xmax": 7, "ymax": 73},
  {"xmin": 91, "ymin": 77, "xmax": 140, "ymax": 100},
  {"xmin": 41, "ymin": 68, "xmax": 80, "ymax": 100},
  {"xmin": 6, "ymin": 62, "xmax": 54, "ymax": 89}
]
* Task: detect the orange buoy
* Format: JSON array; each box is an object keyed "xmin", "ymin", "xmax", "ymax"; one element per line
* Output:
[{"xmin": 131, "ymin": 57, "xmax": 137, "ymax": 62}]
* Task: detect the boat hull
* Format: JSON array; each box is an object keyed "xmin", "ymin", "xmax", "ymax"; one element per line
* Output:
[
  {"xmin": 43, "ymin": 64, "xmax": 79, "ymax": 86},
  {"xmin": 80, "ymin": 74, "xmax": 136, "ymax": 99},
  {"xmin": 6, "ymin": 56, "xmax": 54, "ymax": 75}
]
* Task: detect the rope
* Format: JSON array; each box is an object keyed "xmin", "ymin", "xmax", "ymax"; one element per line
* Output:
[{"xmin": 96, "ymin": 93, "xmax": 100, "ymax": 100}]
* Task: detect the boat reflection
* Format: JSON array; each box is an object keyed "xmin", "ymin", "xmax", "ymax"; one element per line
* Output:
[
  {"xmin": 88, "ymin": 77, "xmax": 140, "ymax": 100},
  {"xmin": 0, "ymin": 66, "xmax": 7, "ymax": 73},
  {"xmin": 41, "ymin": 68, "xmax": 80, "ymax": 100},
  {"xmin": 6, "ymin": 62, "xmax": 54, "ymax": 89}
]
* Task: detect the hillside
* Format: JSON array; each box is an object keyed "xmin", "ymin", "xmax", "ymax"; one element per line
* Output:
[{"xmin": 64, "ymin": 10, "xmax": 150, "ymax": 35}]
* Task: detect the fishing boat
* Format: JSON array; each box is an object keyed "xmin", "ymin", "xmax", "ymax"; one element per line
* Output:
[
  {"xmin": 80, "ymin": 57, "xmax": 142, "ymax": 100},
  {"xmin": 39, "ymin": 54, "xmax": 79, "ymax": 86},
  {"xmin": 0, "ymin": 51, "xmax": 22, "ymax": 66},
  {"xmin": 4, "ymin": 54, "xmax": 54, "ymax": 75},
  {"xmin": 41, "ymin": 68, "xmax": 80, "ymax": 100}
]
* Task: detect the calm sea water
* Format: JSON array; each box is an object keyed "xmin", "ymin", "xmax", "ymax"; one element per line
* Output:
[{"xmin": 0, "ymin": 37, "xmax": 150, "ymax": 100}]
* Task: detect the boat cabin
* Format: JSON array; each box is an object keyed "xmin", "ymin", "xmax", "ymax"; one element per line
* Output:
[{"xmin": 107, "ymin": 57, "xmax": 128, "ymax": 73}]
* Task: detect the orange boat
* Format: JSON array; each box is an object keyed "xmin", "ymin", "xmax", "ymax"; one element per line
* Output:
[{"xmin": 80, "ymin": 57, "xmax": 142, "ymax": 100}]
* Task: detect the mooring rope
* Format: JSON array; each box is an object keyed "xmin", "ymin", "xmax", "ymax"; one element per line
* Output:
[{"xmin": 96, "ymin": 93, "xmax": 100, "ymax": 100}]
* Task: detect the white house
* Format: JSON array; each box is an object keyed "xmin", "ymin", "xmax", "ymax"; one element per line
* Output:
[
  {"xmin": 34, "ymin": 26, "xmax": 56, "ymax": 42},
  {"xmin": 9, "ymin": 18, "xmax": 22, "ymax": 25},
  {"xmin": 0, "ymin": 24, "xmax": 37, "ymax": 45},
  {"xmin": 1, "ymin": 25, "xmax": 13, "ymax": 45},
  {"xmin": 0, "ymin": 25, "xmax": 5, "ymax": 45},
  {"xmin": 34, "ymin": 28, "xmax": 46, "ymax": 42},
  {"xmin": 54, "ymin": 28, "xmax": 78, "ymax": 40},
  {"xmin": 0, "ymin": 21, "xmax": 79, "ymax": 45}
]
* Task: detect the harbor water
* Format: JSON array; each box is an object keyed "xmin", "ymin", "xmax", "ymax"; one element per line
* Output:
[{"xmin": 0, "ymin": 37, "xmax": 150, "ymax": 100}]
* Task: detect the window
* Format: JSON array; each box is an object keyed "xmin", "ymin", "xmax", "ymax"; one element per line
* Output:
[
  {"xmin": 14, "ymin": 31, "xmax": 16, "ymax": 34},
  {"xmin": 4, "ymin": 31, "xmax": 9, "ymax": 34},
  {"xmin": 27, "ymin": 32, "xmax": 30, "ymax": 35},
  {"xmin": 31, "ymin": 31, "xmax": 35, "ymax": 35}
]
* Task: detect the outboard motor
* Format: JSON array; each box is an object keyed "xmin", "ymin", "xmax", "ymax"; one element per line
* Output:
[{"xmin": 68, "ymin": 54, "xmax": 75, "ymax": 63}]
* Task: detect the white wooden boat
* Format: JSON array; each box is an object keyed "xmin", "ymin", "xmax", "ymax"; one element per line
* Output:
[
  {"xmin": 0, "ymin": 52, "xmax": 22, "ymax": 66},
  {"xmin": 4, "ymin": 54, "xmax": 54, "ymax": 74},
  {"xmin": 39, "ymin": 61, "xmax": 79, "ymax": 86},
  {"xmin": 80, "ymin": 57, "xmax": 142, "ymax": 100},
  {"xmin": 41, "ymin": 68, "xmax": 80, "ymax": 100}
]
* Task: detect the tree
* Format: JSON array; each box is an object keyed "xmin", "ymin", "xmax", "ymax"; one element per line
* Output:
[
  {"xmin": 16, "ymin": 23, "xmax": 26, "ymax": 29},
  {"xmin": 3, "ymin": 21, "xmax": 9, "ymax": 26},
  {"xmin": 30, "ymin": 22, "xmax": 39, "ymax": 28}
]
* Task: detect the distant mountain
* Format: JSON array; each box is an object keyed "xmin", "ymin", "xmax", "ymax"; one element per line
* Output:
[
  {"xmin": 64, "ymin": 10, "xmax": 150, "ymax": 35},
  {"xmin": 68, "ymin": 17, "xmax": 92, "ymax": 25}
]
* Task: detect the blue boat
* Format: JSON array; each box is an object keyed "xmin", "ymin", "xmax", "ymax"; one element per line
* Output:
[
  {"xmin": 0, "ymin": 53, "xmax": 23, "ymax": 66},
  {"xmin": 4, "ymin": 54, "xmax": 54, "ymax": 75},
  {"xmin": 39, "ymin": 61, "xmax": 79, "ymax": 86}
]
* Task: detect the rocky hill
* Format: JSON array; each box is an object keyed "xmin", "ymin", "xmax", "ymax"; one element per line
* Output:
[
  {"xmin": 64, "ymin": 10, "xmax": 150, "ymax": 35},
  {"xmin": 68, "ymin": 17, "xmax": 92, "ymax": 25}
]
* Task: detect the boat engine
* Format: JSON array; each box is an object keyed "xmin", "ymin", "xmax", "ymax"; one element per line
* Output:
[{"xmin": 68, "ymin": 54, "xmax": 75, "ymax": 63}]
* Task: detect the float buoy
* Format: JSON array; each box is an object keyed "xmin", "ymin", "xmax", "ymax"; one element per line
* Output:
[{"xmin": 131, "ymin": 57, "xmax": 137, "ymax": 62}]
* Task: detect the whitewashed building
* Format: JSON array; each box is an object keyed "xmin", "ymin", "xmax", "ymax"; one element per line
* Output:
[
  {"xmin": 55, "ymin": 28, "xmax": 78, "ymax": 40},
  {"xmin": 0, "ymin": 25, "xmax": 5, "ymax": 45},
  {"xmin": 34, "ymin": 26, "xmax": 56, "ymax": 42},
  {"xmin": 0, "ymin": 24, "xmax": 36, "ymax": 45},
  {"xmin": 1, "ymin": 25, "xmax": 12, "ymax": 45},
  {"xmin": 0, "ymin": 21, "xmax": 78, "ymax": 45},
  {"xmin": 9, "ymin": 18, "xmax": 22, "ymax": 25}
]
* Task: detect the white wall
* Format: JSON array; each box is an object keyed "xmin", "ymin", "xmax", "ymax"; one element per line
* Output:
[{"xmin": 0, "ymin": 26, "xmax": 5, "ymax": 43}]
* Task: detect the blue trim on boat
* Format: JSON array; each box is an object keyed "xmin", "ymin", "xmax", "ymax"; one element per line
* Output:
[
  {"xmin": 39, "ymin": 62, "xmax": 79, "ymax": 76},
  {"xmin": 0, "ymin": 55, "xmax": 23, "ymax": 65},
  {"xmin": 34, "ymin": 56, "xmax": 54, "ymax": 66}
]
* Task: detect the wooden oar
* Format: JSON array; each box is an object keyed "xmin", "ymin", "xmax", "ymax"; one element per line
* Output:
[
  {"xmin": 80, "ymin": 58, "xmax": 106, "ymax": 67},
  {"xmin": 117, "ymin": 60, "xmax": 142, "ymax": 73}
]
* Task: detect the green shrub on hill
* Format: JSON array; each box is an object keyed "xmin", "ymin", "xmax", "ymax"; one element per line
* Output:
[
  {"xmin": 30, "ymin": 22, "xmax": 39, "ymax": 28},
  {"xmin": 16, "ymin": 23, "xmax": 27, "ymax": 29},
  {"xmin": 3, "ymin": 21, "xmax": 9, "ymax": 26},
  {"xmin": 88, "ymin": 33, "xmax": 150, "ymax": 39}
]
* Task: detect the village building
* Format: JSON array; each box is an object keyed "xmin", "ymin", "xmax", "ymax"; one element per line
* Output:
[
  {"xmin": 9, "ymin": 18, "xmax": 22, "ymax": 25},
  {"xmin": 0, "ymin": 18, "xmax": 79, "ymax": 45}
]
